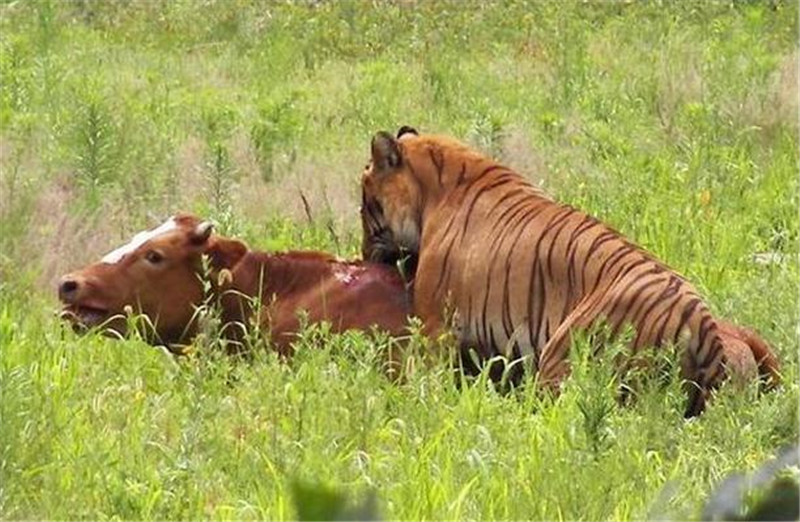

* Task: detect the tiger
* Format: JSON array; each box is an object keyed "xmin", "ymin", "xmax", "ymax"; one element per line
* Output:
[{"xmin": 360, "ymin": 126, "xmax": 780, "ymax": 417}]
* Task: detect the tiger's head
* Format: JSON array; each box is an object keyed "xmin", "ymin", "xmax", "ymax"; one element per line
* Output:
[
  {"xmin": 360, "ymin": 126, "xmax": 423, "ymax": 272},
  {"xmin": 361, "ymin": 126, "xmax": 487, "ymax": 276}
]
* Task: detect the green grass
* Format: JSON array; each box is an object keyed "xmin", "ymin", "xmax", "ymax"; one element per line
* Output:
[{"xmin": 1, "ymin": 1, "xmax": 798, "ymax": 520}]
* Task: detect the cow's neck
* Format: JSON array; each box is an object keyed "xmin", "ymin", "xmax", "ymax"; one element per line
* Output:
[
  {"xmin": 227, "ymin": 250, "xmax": 334, "ymax": 303},
  {"xmin": 211, "ymin": 250, "xmax": 336, "ymax": 355}
]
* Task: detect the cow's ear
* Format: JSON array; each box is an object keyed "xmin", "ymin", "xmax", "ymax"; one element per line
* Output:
[
  {"xmin": 190, "ymin": 221, "xmax": 214, "ymax": 245},
  {"xmin": 205, "ymin": 237, "xmax": 248, "ymax": 271},
  {"xmin": 371, "ymin": 131, "xmax": 402, "ymax": 173}
]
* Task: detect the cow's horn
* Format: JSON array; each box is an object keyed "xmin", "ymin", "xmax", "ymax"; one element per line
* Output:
[{"xmin": 192, "ymin": 221, "xmax": 214, "ymax": 244}]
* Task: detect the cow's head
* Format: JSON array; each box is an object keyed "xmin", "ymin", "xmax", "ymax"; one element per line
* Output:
[{"xmin": 58, "ymin": 213, "xmax": 247, "ymax": 345}]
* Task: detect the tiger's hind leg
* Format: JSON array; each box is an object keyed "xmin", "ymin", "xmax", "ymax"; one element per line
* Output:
[{"xmin": 535, "ymin": 302, "xmax": 601, "ymax": 395}]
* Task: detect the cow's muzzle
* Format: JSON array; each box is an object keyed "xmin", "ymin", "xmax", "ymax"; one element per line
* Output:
[
  {"xmin": 57, "ymin": 274, "xmax": 112, "ymax": 331},
  {"xmin": 58, "ymin": 277, "xmax": 80, "ymax": 303}
]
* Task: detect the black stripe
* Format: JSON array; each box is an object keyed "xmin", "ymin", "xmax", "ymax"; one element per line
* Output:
[
  {"xmin": 703, "ymin": 348, "xmax": 725, "ymax": 382},
  {"xmin": 477, "ymin": 164, "xmax": 506, "ymax": 179},
  {"xmin": 500, "ymin": 202, "xmax": 554, "ymax": 350},
  {"xmin": 492, "ymin": 193, "xmax": 540, "ymax": 229},
  {"xmin": 524, "ymin": 206, "xmax": 579, "ymax": 350},
  {"xmin": 530, "ymin": 261, "xmax": 547, "ymax": 349},
  {"xmin": 630, "ymin": 280, "xmax": 682, "ymax": 347},
  {"xmin": 580, "ymin": 231, "xmax": 619, "ymax": 290},
  {"xmin": 562, "ymin": 218, "xmax": 603, "ymax": 319},
  {"xmin": 565, "ymin": 217, "xmax": 601, "ymax": 286},
  {"xmin": 432, "ymin": 196, "xmax": 472, "ymax": 296},
  {"xmin": 576, "ymin": 253, "xmax": 653, "ymax": 341},
  {"xmin": 584, "ymin": 247, "xmax": 640, "ymax": 307},
  {"xmin": 456, "ymin": 162, "xmax": 467, "ymax": 185},
  {"xmin": 428, "ymin": 148, "xmax": 444, "ymax": 187},
  {"xmin": 650, "ymin": 285, "xmax": 686, "ymax": 347},
  {"xmin": 673, "ymin": 298, "xmax": 703, "ymax": 347},
  {"xmin": 479, "ymin": 191, "xmax": 534, "ymax": 347},
  {"xmin": 584, "ymin": 230, "xmax": 618, "ymax": 260},
  {"xmin": 480, "ymin": 193, "xmax": 539, "ymax": 349},
  {"xmin": 544, "ymin": 210, "xmax": 576, "ymax": 281},
  {"xmin": 481, "ymin": 237, "xmax": 507, "ymax": 349},
  {"xmin": 436, "ymin": 177, "xmax": 519, "ymax": 292},
  {"xmin": 611, "ymin": 257, "xmax": 652, "ymax": 286},
  {"xmin": 434, "ymin": 241, "xmax": 457, "ymax": 299},
  {"xmin": 695, "ymin": 314, "xmax": 714, "ymax": 361},
  {"xmin": 502, "ymin": 284, "xmax": 514, "ymax": 341},
  {"xmin": 489, "ymin": 187, "xmax": 530, "ymax": 218},
  {"xmin": 543, "ymin": 318, "xmax": 551, "ymax": 346},
  {"xmin": 459, "ymin": 174, "xmax": 517, "ymax": 241},
  {"xmin": 510, "ymin": 340, "xmax": 524, "ymax": 374},
  {"xmin": 486, "ymin": 191, "xmax": 535, "ymax": 252},
  {"xmin": 607, "ymin": 271, "xmax": 665, "ymax": 336},
  {"xmin": 627, "ymin": 274, "xmax": 675, "ymax": 328},
  {"xmin": 639, "ymin": 275, "xmax": 681, "ymax": 325},
  {"xmin": 489, "ymin": 201, "xmax": 540, "ymax": 261},
  {"xmin": 700, "ymin": 334, "xmax": 722, "ymax": 368},
  {"xmin": 488, "ymin": 324, "xmax": 498, "ymax": 357},
  {"xmin": 472, "ymin": 316, "xmax": 482, "ymax": 348},
  {"xmin": 406, "ymin": 156, "xmax": 422, "ymax": 186},
  {"xmin": 587, "ymin": 244, "xmax": 637, "ymax": 296}
]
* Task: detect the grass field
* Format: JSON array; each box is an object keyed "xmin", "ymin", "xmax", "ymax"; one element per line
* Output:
[{"xmin": 1, "ymin": 1, "xmax": 798, "ymax": 520}]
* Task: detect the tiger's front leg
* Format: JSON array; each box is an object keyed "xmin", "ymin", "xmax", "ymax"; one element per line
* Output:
[
  {"xmin": 411, "ymin": 271, "xmax": 464, "ymax": 368},
  {"xmin": 414, "ymin": 299, "xmax": 453, "ymax": 361}
]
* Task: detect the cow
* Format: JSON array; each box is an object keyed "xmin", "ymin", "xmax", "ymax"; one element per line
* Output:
[{"xmin": 58, "ymin": 213, "xmax": 413, "ymax": 368}]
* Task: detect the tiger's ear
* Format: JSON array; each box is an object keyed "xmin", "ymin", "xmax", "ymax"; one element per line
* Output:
[
  {"xmin": 371, "ymin": 131, "xmax": 402, "ymax": 173},
  {"xmin": 205, "ymin": 236, "xmax": 248, "ymax": 271},
  {"xmin": 397, "ymin": 125, "xmax": 418, "ymax": 139}
]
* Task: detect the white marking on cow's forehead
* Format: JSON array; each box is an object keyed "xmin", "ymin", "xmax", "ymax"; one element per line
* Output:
[{"xmin": 101, "ymin": 218, "xmax": 178, "ymax": 264}]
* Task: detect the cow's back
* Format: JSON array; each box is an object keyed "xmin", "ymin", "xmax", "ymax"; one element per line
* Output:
[{"xmin": 223, "ymin": 254, "xmax": 412, "ymax": 355}]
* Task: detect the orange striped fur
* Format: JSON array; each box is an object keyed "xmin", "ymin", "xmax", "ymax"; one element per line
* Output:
[{"xmin": 360, "ymin": 127, "xmax": 779, "ymax": 417}]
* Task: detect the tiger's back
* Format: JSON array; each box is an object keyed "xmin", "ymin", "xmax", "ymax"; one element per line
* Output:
[{"xmin": 361, "ymin": 128, "xmax": 779, "ymax": 416}]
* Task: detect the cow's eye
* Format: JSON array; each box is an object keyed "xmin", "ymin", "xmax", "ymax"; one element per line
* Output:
[{"xmin": 144, "ymin": 250, "xmax": 164, "ymax": 265}]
